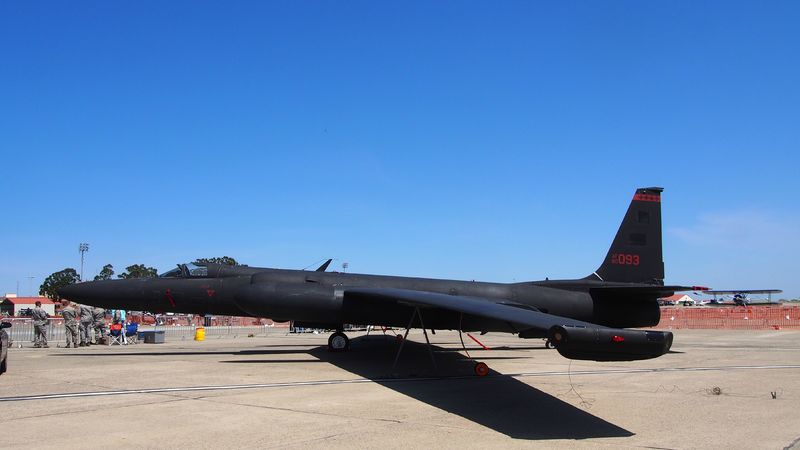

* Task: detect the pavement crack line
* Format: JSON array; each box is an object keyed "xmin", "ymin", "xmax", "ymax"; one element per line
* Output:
[
  {"xmin": 179, "ymin": 394, "xmax": 405, "ymax": 424},
  {"xmin": 266, "ymin": 431, "xmax": 353, "ymax": 450},
  {"xmin": 2, "ymin": 364, "xmax": 800, "ymax": 403},
  {"xmin": 3, "ymin": 397, "xmax": 190, "ymax": 422}
]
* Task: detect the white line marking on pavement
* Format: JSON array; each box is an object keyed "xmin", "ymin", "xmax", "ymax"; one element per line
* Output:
[{"xmin": 2, "ymin": 364, "xmax": 799, "ymax": 402}]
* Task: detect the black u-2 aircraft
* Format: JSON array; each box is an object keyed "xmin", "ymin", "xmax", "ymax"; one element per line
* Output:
[{"xmin": 60, "ymin": 187, "xmax": 702, "ymax": 371}]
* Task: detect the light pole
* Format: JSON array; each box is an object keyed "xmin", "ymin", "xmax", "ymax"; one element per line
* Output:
[
  {"xmin": 79, "ymin": 243, "xmax": 89, "ymax": 281},
  {"xmin": 26, "ymin": 276, "xmax": 35, "ymax": 297}
]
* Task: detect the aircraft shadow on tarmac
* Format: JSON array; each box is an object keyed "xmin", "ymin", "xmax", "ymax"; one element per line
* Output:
[
  {"xmin": 58, "ymin": 336, "xmax": 633, "ymax": 440},
  {"xmin": 278, "ymin": 335, "xmax": 634, "ymax": 440}
]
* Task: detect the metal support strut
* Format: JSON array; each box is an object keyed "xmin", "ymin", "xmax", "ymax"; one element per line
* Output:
[
  {"xmin": 458, "ymin": 313, "xmax": 491, "ymax": 377},
  {"xmin": 391, "ymin": 307, "xmax": 437, "ymax": 374},
  {"xmin": 458, "ymin": 313, "xmax": 471, "ymax": 359}
]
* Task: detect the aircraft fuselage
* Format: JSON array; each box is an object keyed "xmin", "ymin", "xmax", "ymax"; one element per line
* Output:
[{"xmin": 63, "ymin": 266, "xmax": 659, "ymax": 336}]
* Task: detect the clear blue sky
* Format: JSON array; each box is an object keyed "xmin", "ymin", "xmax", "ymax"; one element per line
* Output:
[{"xmin": 1, "ymin": 1, "xmax": 798, "ymax": 298}]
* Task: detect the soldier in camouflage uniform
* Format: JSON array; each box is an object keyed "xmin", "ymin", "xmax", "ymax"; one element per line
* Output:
[
  {"xmin": 92, "ymin": 306, "xmax": 106, "ymax": 344},
  {"xmin": 79, "ymin": 304, "xmax": 94, "ymax": 346},
  {"xmin": 60, "ymin": 300, "xmax": 79, "ymax": 348},
  {"xmin": 32, "ymin": 300, "xmax": 50, "ymax": 348}
]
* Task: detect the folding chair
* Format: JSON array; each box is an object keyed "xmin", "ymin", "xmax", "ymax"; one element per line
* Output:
[
  {"xmin": 109, "ymin": 323, "xmax": 125, "ymax": 345},
  {"xmin": 124, "ymin": 323, "xmax": 139, "ymax": 344}
]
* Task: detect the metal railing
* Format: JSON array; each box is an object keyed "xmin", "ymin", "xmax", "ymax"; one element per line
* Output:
[
  {"xmin": 137, "ymin": 325, "xmax": 288, "ymax": 340},
  {"xmin": 4, "ymin": 318, "xmax": 67, "ymax": 344}
]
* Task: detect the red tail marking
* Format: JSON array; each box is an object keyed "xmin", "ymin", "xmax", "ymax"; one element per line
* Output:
[{"xmin": 633, "ymin": 193, "xmax": 661, "ymax": 202}]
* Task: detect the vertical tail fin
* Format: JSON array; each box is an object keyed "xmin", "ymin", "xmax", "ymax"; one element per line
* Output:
[{"xmin": 589, "ymin": 187, "xmax": 664, "ymax": 284}]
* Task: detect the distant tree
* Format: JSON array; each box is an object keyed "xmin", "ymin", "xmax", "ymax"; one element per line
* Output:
[
  {"xmin": 118, "ymin": 264, "xmax": 158, "ymax": 279},
  {"xmin": 40, "ymin": 268, "xmax": 80, "ymax": 301},
  {"xmin": 94, "ymin": 264, "xmax": 115, "ymax": 281},
  {"xmin": 193, "ymin": 256, "xmax": 239, "ymax": 266}
]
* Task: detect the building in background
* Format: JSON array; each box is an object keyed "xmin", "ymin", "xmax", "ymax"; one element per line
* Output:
[
  {"xmin": 0, "ymin": 295, "xmax": 56, "ymax": 316},
  {"xmin": 659, "ymin": 294, "xmax": 695, "ymax": 306}
]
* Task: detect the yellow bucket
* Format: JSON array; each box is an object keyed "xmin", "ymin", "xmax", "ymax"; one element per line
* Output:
[{"xmin": 194, "ymin": 327, "xmax": 205, "ymax": 341}]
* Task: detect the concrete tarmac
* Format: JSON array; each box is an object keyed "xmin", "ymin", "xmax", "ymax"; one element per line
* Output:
[{"xmin": 2, "ymin": 329, "xmax": 799, "ymax": 449}]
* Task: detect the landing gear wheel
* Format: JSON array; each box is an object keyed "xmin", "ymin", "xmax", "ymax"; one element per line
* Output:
[
  {"xmin": 328, "ymin": 332, "xmax": 350, "ymax": 352},
  {"xmin": 474, "ymin": 361, "xmax": 489, "ymax": 377},
  {"xmin": 545, "ymin": 339, "xmax": 554, "ymax": 349},
  {"xmin": 395, "ymin": 334, "xmax": 404, "ymax": 343}
]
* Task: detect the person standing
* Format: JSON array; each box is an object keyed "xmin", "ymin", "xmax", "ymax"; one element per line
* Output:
[
  {"xmin": 61, "ymin": 300, "xmax": 79, "ymax": 348},
  {"xmin": 32, "ymin": 300, "xmax": 50, "ymax": 348},
  {"xmin": 79, "ymin": 304, "xmax": 94, "ymax": 346},
  {"xmin": 92, "ymin": 306, "xmax": 106, "ymax": 344}
]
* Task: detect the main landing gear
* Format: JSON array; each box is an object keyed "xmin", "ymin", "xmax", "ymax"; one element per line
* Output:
[
  {"xmin": 327, "ymin": 316, "xmax": 491, "ymax": 377},
  {"xmin": 327, "ymin": 331, "xmax": 350, "ymax": 352},
  {"xmin": 390, "ymin": 308, "xmax": 492, "ymax": 377}
]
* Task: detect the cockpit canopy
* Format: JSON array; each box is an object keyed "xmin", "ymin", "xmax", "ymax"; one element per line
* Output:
[{"xmin": 159, "ymin": 263, "xmax": 208, "ymax": 278}]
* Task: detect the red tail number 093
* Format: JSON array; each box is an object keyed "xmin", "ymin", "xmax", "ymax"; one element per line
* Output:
[{"xmin": 611, "ymin": 253, "xmax": 640, "ymax": 266}]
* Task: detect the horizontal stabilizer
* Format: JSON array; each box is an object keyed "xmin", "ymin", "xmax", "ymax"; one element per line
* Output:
[
  {"xmin": 590, "ymin": 285, "xmax": 710, "ymax": 299},
  {"xmin": 315, "ymin": 259, "xmax": 333, "ymax": 272}
]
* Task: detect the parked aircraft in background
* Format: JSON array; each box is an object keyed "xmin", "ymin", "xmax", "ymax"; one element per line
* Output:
[
  {"xmin": 60, "ymin": 187, "xmax": 704, "ymax": 374},
  {"xmin": 704, "ymin": 290, "xmax": 783, "ymax": 306}
]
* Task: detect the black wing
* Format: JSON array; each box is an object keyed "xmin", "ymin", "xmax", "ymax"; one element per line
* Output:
[
  {"xmin": 345, "ymin": 287, "xmax": 598, "ymax": 332},
  {"xmin": 344, "ymin": 287, "xmax": 673, "ymax": 362}
]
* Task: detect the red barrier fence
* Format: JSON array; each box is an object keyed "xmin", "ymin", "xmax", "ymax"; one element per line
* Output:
[
  {"xmin": 125, "ymin": 314, "xmax": 288, "ymax": 327},
  {"xmin": 653, "ymin": 306, "xmax": 800, "ymax": 330}
]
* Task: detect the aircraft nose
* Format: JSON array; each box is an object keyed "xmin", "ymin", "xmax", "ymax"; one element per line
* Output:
[
  {"xmin": 56, "ymin": 279, "xmax": 148, "ymax": 310},
  {"xmin": 58, "ymin": 283, "xmax": 90, "ymax": 302}
]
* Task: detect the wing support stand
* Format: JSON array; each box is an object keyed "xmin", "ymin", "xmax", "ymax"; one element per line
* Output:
[
  {"xmin": 458, "ymin": 313, "xmax": 490, "ymax": 377},
  {"xmin": 390, "ymin": 307, "xmax": 437, "ymax": 376}
]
